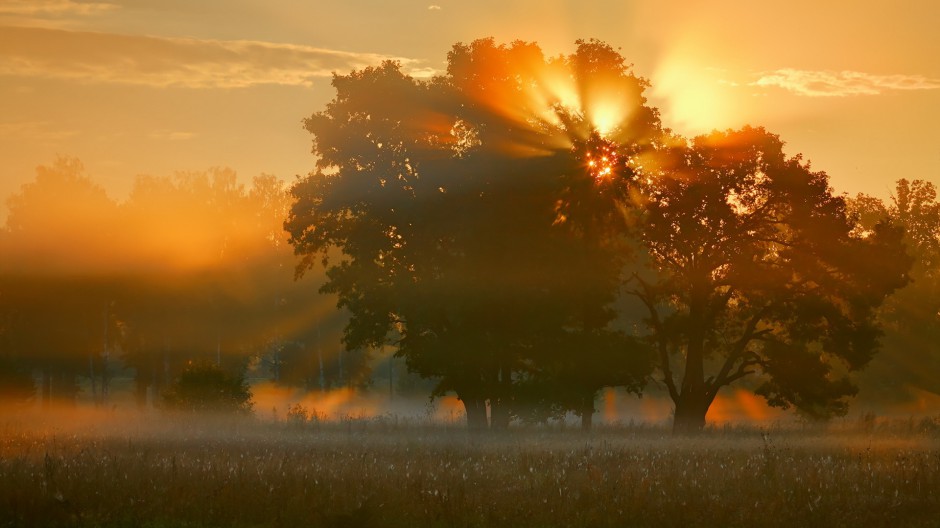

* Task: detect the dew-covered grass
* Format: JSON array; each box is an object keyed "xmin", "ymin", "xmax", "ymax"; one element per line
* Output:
[{"xmin": 1, "ymin": 413, "xmax": 938, "ymax": 527}]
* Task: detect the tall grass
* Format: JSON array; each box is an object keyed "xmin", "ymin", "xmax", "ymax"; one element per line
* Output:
[{"xmin": 1, "ymin": 414, "xmax": 938, "ymax": 527}]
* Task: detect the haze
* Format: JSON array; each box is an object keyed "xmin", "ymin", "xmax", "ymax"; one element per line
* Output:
[
  {"xmin": 2, "ymin": 0, "xmax": 940, "ymax": 426},
  {"xmin": 1, "ymin": 0, "xmax": 939, "ymax": 222}
]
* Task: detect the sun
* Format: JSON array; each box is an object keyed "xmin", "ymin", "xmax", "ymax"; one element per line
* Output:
[
  {"xmin": 651, "ymin": 52, "xmax": 737, "ymax": 136},
  {"xmin": 586, "ymin": 97, "xmax": 628, "ymax": 138},
  {"xmin": 589, "ymin": 107, "xmax": 618, "ymax": 137},
  {"xmin": 585, "ymin": 138, "xmax": 618, "ymax": 180}
]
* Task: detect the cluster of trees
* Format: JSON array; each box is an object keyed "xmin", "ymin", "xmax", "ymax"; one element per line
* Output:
[
  {"xmin": 1, "ymin": 38, "xmax": 934, "ymax": 432},
  {"xmin": 850, "ymin": 180, "xmax": 940, "ymax": 405},
  {"xmin": 286, "ymin": 38, "xmax": 914, "ymax": 432},
  {"xmin": 0, "ymin": 159, "xmax": 354, "ymax": 409}
]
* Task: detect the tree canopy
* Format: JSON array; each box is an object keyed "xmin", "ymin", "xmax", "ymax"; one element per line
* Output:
[
  {"xmin": 287, "ymin": 39, "xmax": 659, "ymax": 429},
  {"xmin": 630, "ymin": 127, "xmax": 909, "ymax": 430},
  {"xmin": 287, "ymin": 38, "xmax": 911, "ymax": 431}
]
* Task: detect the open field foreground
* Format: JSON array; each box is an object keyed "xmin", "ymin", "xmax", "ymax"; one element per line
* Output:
[{"xmin": 1, "ymin": 416, "xmax": 939, "ymax": 527}]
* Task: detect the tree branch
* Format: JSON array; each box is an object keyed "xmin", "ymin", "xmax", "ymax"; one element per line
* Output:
[
  {"xmin": 626, "ymin": 273, "xmax": 679, "ymax": 403},
  {"xmin": 706, "ymin": 306, "xmax": 769, "ymax": 399},
  {"xmin": 721, "ymin": 357, "xmax": 764, "ymax": 386}
]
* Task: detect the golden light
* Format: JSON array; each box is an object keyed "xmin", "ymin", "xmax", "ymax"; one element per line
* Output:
[
  {"xmin": 706, "ymin": 389, "xmax": 782, "ymax": 423},
  {"xmin": 441, "ymin": 43, "xmax": 647, "ymax": 161},
  {"xmin": 585, "ymin": 138, "xmax": 619, "ymax": 180},
  {"xmin": 651, "ymin": 51, "xmax": 738, "ymax": 136},
  {"xmin": 603, "ymin": 387, "xmax": 617, "ymax": 421},
  {"xmin": 541, "ymin": 67, "xmax": 581, "ymax": 116},
  {"xmin": 584, "ymin": 86, "xmax": 630, "ymax": 138},
  {"xmin": 540, "ymin": 80, "xmax": 625, "ymax": 139},
  {"xmin": 589, "ymin": 104, "xmax": 620, "ymax": 137}
]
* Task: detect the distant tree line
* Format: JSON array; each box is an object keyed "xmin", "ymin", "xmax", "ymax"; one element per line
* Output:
[
  {"xmin": 849, "ymin": 180, "xmax": 940, "ymax": 406},
  {"xmin": 0, "ymin": 160, "xmax": 356, "ymax": 411}
]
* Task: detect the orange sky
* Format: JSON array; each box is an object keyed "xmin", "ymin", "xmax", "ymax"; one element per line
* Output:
[{"xmin": 1, "ymin": 0, "xmax": 938, "ymax": 219}]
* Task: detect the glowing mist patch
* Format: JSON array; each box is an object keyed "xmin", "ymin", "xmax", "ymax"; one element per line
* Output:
[{"xmin": 706, "ymin": 389, "xmax": 783, "ymax": 424}]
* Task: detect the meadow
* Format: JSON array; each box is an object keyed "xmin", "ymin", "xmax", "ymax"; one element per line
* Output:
[{"xmin": 1, "ymin": 412, "xmax": 938, "ymax": 528}]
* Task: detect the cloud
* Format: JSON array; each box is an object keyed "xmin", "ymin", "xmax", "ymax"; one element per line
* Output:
[
  {"xmin": 752, "ymin": 68, "xmax": 940, "ymax": 97},
  {"xmin": 0, "ymin": 26, "xmax": 430, "ymax": 88},
  {"xmin": 149, "ymin": 130, "xmax": 196, "ymax": 141},
  {"xmin": 0, "ymin": 121, "xmax": 79, "ymax": 141},
  {"xmin": 407, "ymin": 67, "xmax": 439, "ymax": 79},
  {"xmin": 428, "ymin": 5, "xmax": 442, "ymax": 10},
  {"xmin": 0, "ymin": 0, "xmax": 118, "ymax": 16}
]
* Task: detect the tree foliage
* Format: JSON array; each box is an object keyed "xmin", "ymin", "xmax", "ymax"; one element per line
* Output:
[
  {"xmin": 630, "ymin": 128, "xmax": 909, "ymax": 429},
  {"xmin": 287, "ymin": 39, "xmax": 659, "ymax": 429},
  {"xmin": 288, "ymin": 38, "xmax": 911, "ymax": 431},
  {"xmin": 849, "ymin": 180, "xmax": 940, "ymax": 403}
]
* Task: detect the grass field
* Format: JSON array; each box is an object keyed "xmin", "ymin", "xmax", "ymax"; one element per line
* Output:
[{"xmin": 1, "ymin": 413, "xmax": 938, "ymax": 527}]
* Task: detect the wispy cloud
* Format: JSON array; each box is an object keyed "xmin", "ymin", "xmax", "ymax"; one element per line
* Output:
[
  {"xmin": 408, "ymin": 67, "xmax": 439, "ymax": 79},
  {"xmin": 149, "ymin": 130, "xmax": 196, "ymax": 141},
  {"xmin": 752, "ymin": 68, "xmax": 940, "ymax": 97},
  {"xmin": 0, "ymin": 26, "xmax": 431, "ymax": 88},
  {"xmin": 428, "ymin": 5, "xmax": 442, "ymax": 10},
  {"xmin": 0, "ymin": 0, "xmax": 118, "ymax": 16},
  {"xmin": 0, "ymin": 121, "xmax": 79, "ymax": 141}
]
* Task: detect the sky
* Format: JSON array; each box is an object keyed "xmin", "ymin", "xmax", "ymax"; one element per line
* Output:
[{"xmin": 1, "ymin": 0, "xmax": 938, "ymax": 219}]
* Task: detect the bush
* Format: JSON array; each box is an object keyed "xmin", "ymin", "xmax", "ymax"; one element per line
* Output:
[
  {"xmin": 162, "ymin": 360, "xmax": 253, "ymax": 414},
  {"xmin": 285, "ymin": 403, "xmax": 325, "ymax": 428}
]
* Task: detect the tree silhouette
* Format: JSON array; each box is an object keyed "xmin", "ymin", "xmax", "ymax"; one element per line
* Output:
[
  {"xmin": 288, "ymin": 39, "xmax": 910, "ymax": 431},
  {"xmin": 287, "ymin": 39, "xmax": 659, "ymax": 429},
  {"xmin": 629, "ymin": 127, "xmax": 910, "ymax": 431},
  {"xmin": 518, "ymin": 329, "xmax": 650, "ymax": 429}
]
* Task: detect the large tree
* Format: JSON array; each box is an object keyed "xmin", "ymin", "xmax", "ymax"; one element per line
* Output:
[
  {"xmin": 629, "ymin": 127, "xmax": 910, "ymax": 431},
  {"xmin": 287, "ymin": 38, "xmax": 907, "ymax": 432},
  {"xmin": 286, "ymin": 39, "xmax": 659, "ymax": 429}
]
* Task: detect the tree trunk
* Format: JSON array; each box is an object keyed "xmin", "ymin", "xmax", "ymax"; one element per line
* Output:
[
  {"xmin": 151, "ymin": 351, "xmax": 166, "ymax": 408},
  {"xmin": 101, "ymin": 304, "xmax": 110, "ymax": 403},
  {"xmin": 461, "ymin": 395, "xmax": 488, "ymax": 430},
  {"xmin": 41, "ymin": 367, "xmax": 52, "ymax": 410},
  {"xmin": 672, "ymin": 390, "xmax": 710, "ymax": 434},
  {"xmin": 674, "ymin": 287, "xmax": 710, "ymax": 434},
  {"xmin": 489, "ymin": 364, "xmax": 512, "ymax": 430},
  {"xmin": 53, "ymin": 370, "xmax": 78, "ymax": 405},
  {"xmin": 100, "ymin": 355, "xmax": 109, "ymax": 402},
  {"xmin": 580, "ymin": 394, "xmax": 595, "ymax": 431},
  {"xmin": 134, "ymin": 366, "xmax": 149, "ymax": 409},
  {"xmin": 490, "ymin": 399, "xmax": 509, "ymax": 430},
  {"xmin": 89, "ymin": 354, "xmax": 98, "ymax": 404}
]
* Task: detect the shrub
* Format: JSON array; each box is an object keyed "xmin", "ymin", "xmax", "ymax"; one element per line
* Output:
[{"xmin": 162, "ymin": 360, "xmax": 253, "ymax": 414}]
